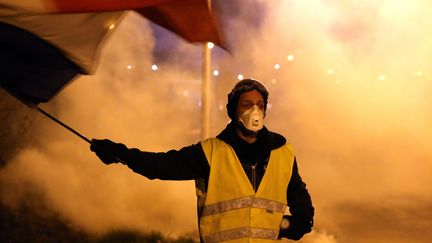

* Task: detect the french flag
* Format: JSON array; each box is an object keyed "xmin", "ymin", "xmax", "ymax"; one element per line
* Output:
[{"xmin": 0, "ymin": 0, "xmax": 222, "ymax": 104}]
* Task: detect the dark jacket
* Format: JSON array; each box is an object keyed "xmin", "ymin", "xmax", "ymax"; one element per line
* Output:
[{"xmin": 118, "ymin": 122, "xmax": 314, "ymax": 240}]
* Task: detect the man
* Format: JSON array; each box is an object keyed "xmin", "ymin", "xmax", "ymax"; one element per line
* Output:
[{"xmin": 91, "ymin": 79, "xmax": 314, "ymax": 242}]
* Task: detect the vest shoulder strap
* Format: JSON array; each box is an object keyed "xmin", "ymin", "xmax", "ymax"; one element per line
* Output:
[{"xmin": 200, "ymin": 138, "xmax": 229, "ymax": 166}]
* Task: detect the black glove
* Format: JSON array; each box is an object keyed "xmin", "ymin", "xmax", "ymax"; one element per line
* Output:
[
  {"xmin": 90, "ymin": 139, "xmax": 127, "ymax": 164},
  {"xmin": 279, "ymin": 216, "xmax": 313, "ymax": 241}
]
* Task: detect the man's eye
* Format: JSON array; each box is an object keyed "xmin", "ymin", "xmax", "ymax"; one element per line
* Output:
[{"xmin": 241, "ymin": 103, "xmax": 253, "ymax": 109}]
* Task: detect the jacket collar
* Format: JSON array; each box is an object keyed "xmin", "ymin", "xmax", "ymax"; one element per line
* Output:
[{"xmin": 216, "ymin": 122, "xmax": 286, "ymax": 150}]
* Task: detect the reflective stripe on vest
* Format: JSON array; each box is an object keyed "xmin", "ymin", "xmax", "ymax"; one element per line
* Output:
[
  {"xmin": 204, "ymin": 227, "xmax": 279, "ymax": 243},
  {"xmin": 201, "ymin": 196, "xmax": 286, "ymax": 217},
  {"xmin": 199, "ymin": 138, "xmax": 294, "ymax": 242}
]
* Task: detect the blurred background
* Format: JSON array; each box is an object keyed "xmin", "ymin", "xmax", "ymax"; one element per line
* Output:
[{"xmin": 1, "ymin": 0, "xmax": 432, "ymax": 242}]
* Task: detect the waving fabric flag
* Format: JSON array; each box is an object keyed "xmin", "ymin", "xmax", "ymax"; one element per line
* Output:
[{"xmin": 0, "ymin": 0, "xmax": 223, "ymax": 105}]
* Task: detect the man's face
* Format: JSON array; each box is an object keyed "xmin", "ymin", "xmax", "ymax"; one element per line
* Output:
[{"xmin": 236, "ymin": 90, "xmax": 265, "ymax": 119}]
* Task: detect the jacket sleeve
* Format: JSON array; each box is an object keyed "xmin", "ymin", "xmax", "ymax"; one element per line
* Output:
[
  {"xmin": 280, "ymin": 157, "xmax": 314, "ymax": 240},
  {"xmin": 118, "ymin": 142, "xmax": 210, "ymax": 180}
]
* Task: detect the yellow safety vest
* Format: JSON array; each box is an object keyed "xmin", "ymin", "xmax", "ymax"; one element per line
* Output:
[{"xmin": 198, "ymin": 138, "xmax": 295, "ymax": 243}]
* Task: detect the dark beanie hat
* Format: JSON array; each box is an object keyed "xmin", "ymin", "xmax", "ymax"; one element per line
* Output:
[{"xmin": 226, "ymin": 79, "xmax": 269, "ymax": 120}]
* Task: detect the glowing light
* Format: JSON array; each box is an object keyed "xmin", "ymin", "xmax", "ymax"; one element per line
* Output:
[
  {"xmin": 413, "ymin": 71, "xmax": 423, "ymax": 77},
  {"xmin": 213, "ymin": 70, "xmax": 219, "ymax": 76},
  {"xmin": 274, "ymin": 64, "xmax": 281, "ymax": 70},
  {"xmin": 271, "ymin": 78, "xmax": 277, "ymax": 84},
  {"xmin": 127, "ymin": 64, "xmax": 133, "ymax": 70},
  {"xmin": 326, "ymin": 69, "xmax": 335, "ymax": 75},
  {"xmin": 237, "ymin": 74, "xmax": 244, "ymax": 80},
  {"xmin": 334, "ymin": 80, "xmax": 342, "ymax": 85},
  {"xmin": 151, "ymin": 64, "xmax": 158, "ymax": 71},
  {"xmin": 108, "ymin": 24, "xmax": 115, "ymax": 30},
  {"xmin": 287, "ymin": 54, "xmax": 295, "ymax": 61},
  {"xmin": 378, "ymin": 74, "xmax": 387, "ymax": 81},
  {"xmin": 207, "ymin": 42, "xmax": 214, "ymax": 49}
]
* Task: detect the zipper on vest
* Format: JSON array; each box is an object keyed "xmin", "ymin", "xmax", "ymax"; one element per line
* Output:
[{"xmin": 251, "ymin": 163, "xmax": 257, "ymax": 191}]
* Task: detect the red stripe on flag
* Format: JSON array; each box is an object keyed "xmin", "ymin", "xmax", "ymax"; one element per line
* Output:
[
  {"xmin": 138, "ymin": 3, "xmax": 221, "ymax": 44},
  {"xmin": 51, "ymin": 0, "xmax": 196, "ymax": 13},
  {"xmin": 51, "ymin": 0, "xmax": 223, "ymax": 46}
]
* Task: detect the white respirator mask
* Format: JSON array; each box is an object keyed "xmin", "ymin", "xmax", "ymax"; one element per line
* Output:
[{"xmin": 238, "ymin": 105, "xmax": 264, "ymax": 132}]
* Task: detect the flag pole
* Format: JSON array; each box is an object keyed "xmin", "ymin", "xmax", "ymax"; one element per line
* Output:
[
  {"xmin": 36, "ymin": 106, "xmax": 127, "ymax": 164},
  {"xmin": 36, "ymin": 106, "xmax": 92, "ymax": 144}
]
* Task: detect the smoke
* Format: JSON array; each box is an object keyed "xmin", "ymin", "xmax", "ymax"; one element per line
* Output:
[
  {"xmin": 247, "ymin": 1, "xmax": 432, "ymax": 242},
  {"xmin": 1, "ymin": 1, "xmax": 432, "ymax": 242},
  {"xmin": 0, "ymin": 11, "xmax": 201, "ymax": 237},
  {"xmin": 211, "ymin": 0, "xmax": 432, "ymax": 242}
]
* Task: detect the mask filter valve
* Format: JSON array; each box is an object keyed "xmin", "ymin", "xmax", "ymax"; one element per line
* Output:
[{"xmin": 239, "ymin": 105, "xmax": 264, "ymax": 132}]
